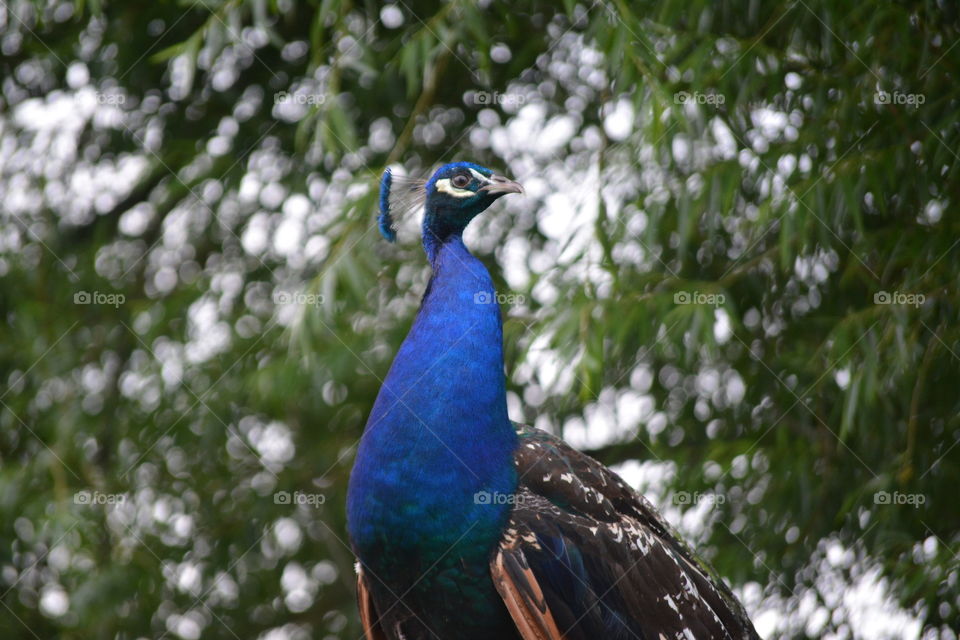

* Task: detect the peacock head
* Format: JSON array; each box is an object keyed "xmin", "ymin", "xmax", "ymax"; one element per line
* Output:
[{"xmin": 378, "ymin": 161, "xmax": 523, "ymax": 252}]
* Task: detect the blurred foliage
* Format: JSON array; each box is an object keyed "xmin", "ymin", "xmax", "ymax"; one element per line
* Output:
[{"xmin": 1, "ymin": 0, "xmax": 958, "ymax": 638}]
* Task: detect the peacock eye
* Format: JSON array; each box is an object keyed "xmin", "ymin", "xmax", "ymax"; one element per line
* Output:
[{"xmin": 451, "ymin": 174, "xmax": 470, "ymax": 189}]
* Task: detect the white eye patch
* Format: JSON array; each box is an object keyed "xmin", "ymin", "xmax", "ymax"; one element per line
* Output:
[
  {"xmin": 434, "ymin": 178, "xmax": 474, "ymax": 198},
  {"xmin": 434, "ymin": 169, "xmax": 494, "ymax": 197}
]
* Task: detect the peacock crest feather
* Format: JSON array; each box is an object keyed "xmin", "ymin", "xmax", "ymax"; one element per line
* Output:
[{"xmin": 377, "ymin": 167, "xmax": 426, "ymax": 242}]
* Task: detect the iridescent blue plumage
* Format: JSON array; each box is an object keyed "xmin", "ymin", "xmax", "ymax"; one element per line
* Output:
[
  {"xmin": 346, "ymin": 161, "xmax": 758, "ymax": 640},
  {"xmin": 349, "ymin": 161, "xmax": 524, "ymax": 638}
]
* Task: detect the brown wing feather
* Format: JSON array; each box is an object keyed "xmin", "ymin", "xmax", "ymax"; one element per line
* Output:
[
  {"xmin": 504, "ymin": 423, "xmax": 760, "ymax": 639},
  {"xmin": 357, "ymin": 566, "xmax": 388, "ymax": 640},
  {"xmin": 491, "ymin": 543, "xmax": 565, "ymax": 640}
]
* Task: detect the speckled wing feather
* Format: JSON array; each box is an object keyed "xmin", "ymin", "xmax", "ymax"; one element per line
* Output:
[{"xmin": 491, "ymin": 423, "xmax": 759, "ymax": 640}]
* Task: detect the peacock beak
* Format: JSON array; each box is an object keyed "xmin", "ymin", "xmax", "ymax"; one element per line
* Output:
[{"xmin": 480, "ymin": 174, "xmax": 524, "ymax": 195}]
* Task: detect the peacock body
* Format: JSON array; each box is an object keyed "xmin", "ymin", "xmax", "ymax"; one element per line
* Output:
[{"xmin": 345, "ymin": 162, "xmax": 759, "ymax": 640}]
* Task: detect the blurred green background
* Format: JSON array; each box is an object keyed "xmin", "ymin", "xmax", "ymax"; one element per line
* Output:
[{"xmin": 1, "ymin": 1, "xmax": 958, "ymax": 638}]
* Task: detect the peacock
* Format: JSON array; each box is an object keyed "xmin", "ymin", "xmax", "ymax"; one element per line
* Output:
[{"xmin": 345, "ymin": 161, "xmax": 760, "ymax": 640}]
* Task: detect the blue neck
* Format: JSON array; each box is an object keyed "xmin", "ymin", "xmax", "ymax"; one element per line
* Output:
[
  {"xmin": 347, "ymin": 234, "xmax": 518, "ymax": 558},
  {"xmin": 422, "ymin": 211, "xmax": 462, "ymax": 263}
]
